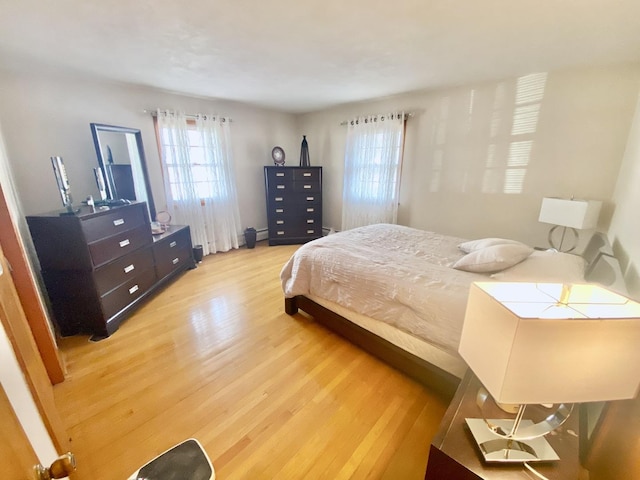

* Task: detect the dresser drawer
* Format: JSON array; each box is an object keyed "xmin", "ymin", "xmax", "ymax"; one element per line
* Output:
[
  {"xmin": 293, "ymin": 168, "xmax": 321, "ymax": 183},
  {"xmin": 265, "ymin": 168, "xmax": 293, "ymax": 183},
  {"xmin": 292, "ymin": 180, "xmax": 321, "ymax": 193},
  {"xmin": 267, "ymin": 192, "xmax": 321, "ymax": 206},
  {"xmin": 82, "ymin": 204, "xmax": 147, "ymax": 243},
  {"xmin": 89, "ymin": 224, "xmax": 153, "ymax": 268},
  {"xmin": 268, "ymin": 203, "xmax": 321, "ymax": 217},
  {"xmin": 100, "ymin": 267, "xmax": 157, "ymax": 320},
  {"xmin": 153, "ymin": 228, "xmax": 191, "ymax": 258},
  {"xmin": 270, "ymin": 224, "xmax": 322, "ymax": 239},
  {"xmin": 155, "ymin": 245, "xmax": 192, "ymax": 279},
  {"xmin": 94, "ymin": 246, "xmax": 155, "ymax": 295},
  {"xmin": 269, "ymin": 213, "xmax": 321, "ymax": 231},
  {"xmin": 153, "ymin": 227, "xmax": 194, "ymax": 279}
]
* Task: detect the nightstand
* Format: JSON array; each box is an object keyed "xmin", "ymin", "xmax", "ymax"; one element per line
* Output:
[{"xmin": 425, "ymin": 372, "xmax": 589, "ymax": 479}]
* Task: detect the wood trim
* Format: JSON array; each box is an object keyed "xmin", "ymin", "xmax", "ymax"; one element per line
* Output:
[
  {"xmin": 285, "ymin": 295, "xmax": 460, "ymax": 399},
  {"xmin": 0, "ymin": 183, "xmax": 65, "ymax": 384}
]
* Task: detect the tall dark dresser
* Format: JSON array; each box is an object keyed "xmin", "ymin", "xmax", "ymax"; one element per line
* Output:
[
  {"xmin": 264, "ymin": 166, "xmax": 322, "ymax": 245},
  {"xmin": 26, "ymin": 202, "xmax": 195, "ymax": 338}
]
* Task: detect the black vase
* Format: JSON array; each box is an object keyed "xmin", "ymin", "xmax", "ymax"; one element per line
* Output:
[
  {"xmin": 193, "ymin": 245, "xmax": 204, "ymax": 262},
  {"xmin": 244, "ymin": 227, "xmax": 257, "ymax": 249},
  {"xmin": 299, "ymin": 135, "xmax": 310, "ymax": 167}
]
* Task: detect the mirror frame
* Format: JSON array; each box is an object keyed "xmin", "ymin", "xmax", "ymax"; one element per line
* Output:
[{"xmin": 90, "ymin": 123, "xmax": 156, "ymax": 220}]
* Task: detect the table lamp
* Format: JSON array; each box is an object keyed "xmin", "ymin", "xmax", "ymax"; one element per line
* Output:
[
  {"xmin": 538, "ymin": 197, "xmax": 602, "ymax": 252},
  {"xmin": 458, "ymin": 282, "xmax": 640, "ymax": 462}
]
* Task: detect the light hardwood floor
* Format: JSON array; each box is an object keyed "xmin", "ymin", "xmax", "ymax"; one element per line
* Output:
[{"xmin": 53, "ymin": 242, "xmax": 450, "ymax": 480}]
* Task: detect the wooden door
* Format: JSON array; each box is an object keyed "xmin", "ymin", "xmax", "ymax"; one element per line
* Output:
[
  {"xmin": 0, "ymin": 243, "xmax": 74, "ymax": 478},
  {"xmin": 0, "ymin": 382, "xmax": 40, "ymax": 479}
]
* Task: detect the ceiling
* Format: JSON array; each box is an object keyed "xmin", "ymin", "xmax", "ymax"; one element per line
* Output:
[{"xmin": 1, "ymin": 0, "xmax": 640, "ymax": 113}]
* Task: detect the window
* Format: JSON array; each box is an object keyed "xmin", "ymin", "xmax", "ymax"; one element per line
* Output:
[
  {"xmin": 349, "ymin": 131, "xmax": 403, "ymax": 201},
  {"xmin": 154, "ymin": 111, "xmax": 242, "ymax": 255},
  {"xmin": 342, "ymin": 113, "xmax": 406, "ymax": 230},
  {"xmin": 158, "ymin": 120, "xmax": 232, "ymax": 203}
]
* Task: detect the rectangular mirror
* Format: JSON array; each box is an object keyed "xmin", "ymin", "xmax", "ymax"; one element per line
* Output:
[{"xmin": 90, "ymin": 123, "xmax": 156, "ymax": 220}]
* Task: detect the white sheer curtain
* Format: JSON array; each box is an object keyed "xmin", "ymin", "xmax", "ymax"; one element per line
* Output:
[
  {"xmin": 341, "ymin": 112, "xmax": 405, "ymax": 231},
  {"xmin": 157, "ymin": 110, "xmax": 242, "ymax": 256}
]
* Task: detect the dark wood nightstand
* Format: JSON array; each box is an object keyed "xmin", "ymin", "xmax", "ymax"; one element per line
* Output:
[{"xmin": 425, "ymin": 372, "xmax": 589, "ymax": 480}]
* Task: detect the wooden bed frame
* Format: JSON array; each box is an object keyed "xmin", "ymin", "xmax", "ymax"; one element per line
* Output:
[{"xmin": 285, "ymin": 295, "xmax": 461, "ymax": 398}]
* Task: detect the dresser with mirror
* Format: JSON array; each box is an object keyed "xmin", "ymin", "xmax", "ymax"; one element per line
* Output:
[{"xmin": 26, "ymin": 123, "xmax": 194, "ymax": 339}]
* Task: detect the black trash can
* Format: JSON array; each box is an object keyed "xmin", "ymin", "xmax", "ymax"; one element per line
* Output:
[
  {"xmin": 193, "ymin": 245, "xmax": 204, "ymax": 262},
  {"xmin": 244, "ymin": 228, "xmax": 257, "ymax": 249}
]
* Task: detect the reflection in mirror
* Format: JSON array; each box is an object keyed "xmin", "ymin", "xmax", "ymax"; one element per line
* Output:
[{"xmin": 90, "ymin": 123, "xmax": 156, "ymax": 220}]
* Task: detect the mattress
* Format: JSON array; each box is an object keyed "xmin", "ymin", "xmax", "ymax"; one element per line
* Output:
[
  {"xmin": 281, "ymin": 224, "xmax": 488, "ymax": 357},
  {"xmin": 281, "ymin": 223, "xmax": 590, "ymax": 377}
]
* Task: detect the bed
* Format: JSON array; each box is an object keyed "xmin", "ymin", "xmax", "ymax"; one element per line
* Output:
[{"xmin": 280, "ymin": 224, "xmax": 620, "ymax": 396}]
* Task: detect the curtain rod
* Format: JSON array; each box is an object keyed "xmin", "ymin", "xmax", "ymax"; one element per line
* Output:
[
  {"xmin": 339, "ymin": 112, "xmax": 413, "ymax": 126},
  {"xmin": 144, "ymin": 109, "xmax": 232, "ymax": 122}
]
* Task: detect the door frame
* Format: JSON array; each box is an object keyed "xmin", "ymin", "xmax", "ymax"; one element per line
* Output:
[{"xmin": 0, "ymin": 180, "xmax": 65, "ymax": 384}]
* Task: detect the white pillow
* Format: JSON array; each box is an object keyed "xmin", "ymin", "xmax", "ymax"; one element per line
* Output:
[
  {"xmin": 491, "ymin": 250, "xmax": 586, "ymax": 283},
  {"xmin": 453, "ymin": 244, "xmax": 534, "ymax": 273},
  {"xmin": 458, "ymin": 237, "xmax": 529, "ymax": 254}
]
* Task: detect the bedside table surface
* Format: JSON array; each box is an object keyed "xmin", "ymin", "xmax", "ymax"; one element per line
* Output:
[{"xmin": 426, "ymin": 372, "xmax": 588, "ymax": 480}]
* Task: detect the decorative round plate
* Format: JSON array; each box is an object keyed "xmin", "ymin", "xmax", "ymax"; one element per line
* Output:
[
  {"xmin": 272, "ymin": 146, "xmax": 285, "ymax": 166},
  {"xmin": 156, "ymin": 210, "xmax": 172, "ymax": 225}
]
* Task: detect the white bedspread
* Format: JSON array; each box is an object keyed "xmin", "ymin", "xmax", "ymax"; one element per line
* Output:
[{"xmin": 280, "ymin": 224, "xmax": 488, "ymax": 355}]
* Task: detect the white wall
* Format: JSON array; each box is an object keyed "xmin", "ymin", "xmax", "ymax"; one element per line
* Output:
[
  {"xmin": 608, "ymin": 93, "xmax": 640, "ymax": 299},
  {"xmin": 0, "ymin": 69, "xmax": 299, "ymax": 233},
  {"xmin": 1, "ymin": 64, "xmax": 639, "ymax": 256},
  {"xmin": 299, "ymin": 64, "xmax": 640, "ymax": 248}
]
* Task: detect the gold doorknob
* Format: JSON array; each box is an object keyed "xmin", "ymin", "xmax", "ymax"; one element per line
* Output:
[{"xmin": 33, "ymin": 452, "xmax": 76, "ymax": 480}]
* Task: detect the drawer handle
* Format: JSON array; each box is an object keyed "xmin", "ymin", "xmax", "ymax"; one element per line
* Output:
[
  {"xmin": 169, "ymin": 241, "xmax": 177, "ymax": 248},
  {"xmin": 307, "ymin": 208, "xmax": 314, "ymax": 212},
  {"xmin": 275, "ymin": 197, "xmax": 283, "ymax": 202},
  {"xmin": 307, "ymin": 230, "xmax": 315, "ymax": 234},
  {"xmin": 307, "ymin": 219, "xmax": 314, "ymax": 224},
  {"xmin": 277, "ymin": 231, "xmax": 285, "ymax": 235},
  {"xmin": 276, "ymin": 172, "xmax": 285, "ymax": 177},
  {"xmin": 306, "ymin": 196, "xmax": 314, "ymax": 201},
  {"xmin": 129, "ymin": 284, "xmax": 139, "ymax": 295},
  {"xmin": 119, "ymin": 239, "xmax": 130, "ymax": 248},
  {"xmin": 276, "ymin": 220, "xmax": 284, "ymax": 225},
  {"xmin": 277, "ymin": 185, "xmax": 285, "ymax": 189},
  {"xmin": 303, "ymin": 173, "xmax": 312, "ymax": 177},
  {"xmin": 172, "ymin": 257, "xmax": 179, "ymax": 265},
  {"xmin": 124, "ymin": 264, "xmax": 135, "ymax": 274},
  {"xmin": 303, "ymin": 185, "xmax": 312, "ymax": 189},
  {"xmin": 275, "ymin": 208, "xmax": 284, "ymax": 213},
  {"xmin": 113, "ymin": 218, "xmax": 125, "ymax": 226}
]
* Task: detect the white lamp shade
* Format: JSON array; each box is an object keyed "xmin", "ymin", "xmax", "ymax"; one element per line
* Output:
[
  {"xmin": 538, "ymin": 197, "xmax": 602, "ymax": 229},
  {"xmin": 458, "ymin": 282, "xmax": 640, "ymax": 405}
]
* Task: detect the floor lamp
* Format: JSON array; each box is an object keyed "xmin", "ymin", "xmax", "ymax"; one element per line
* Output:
[{"xmin": 538, "ymin": 197, "xmax": 602, "ymax": 253}]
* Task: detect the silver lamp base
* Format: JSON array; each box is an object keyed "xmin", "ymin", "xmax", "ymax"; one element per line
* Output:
[
  {"xmin": 547, "ymin": 225, "xmax": 579, "ymax": 252},
  {"xmin": 466, "ymin": 418, "xmax": 560, "ymax": 463}
]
